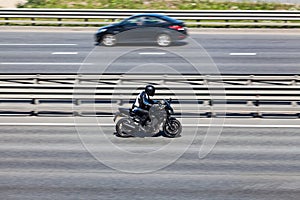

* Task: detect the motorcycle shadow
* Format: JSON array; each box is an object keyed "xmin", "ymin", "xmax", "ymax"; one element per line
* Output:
[{"xmin": 113, "ymin": 130, "xmax": 181, "ymax": 138}]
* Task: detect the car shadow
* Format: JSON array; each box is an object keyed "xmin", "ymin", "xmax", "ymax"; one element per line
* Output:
[{"xmin": 95, "ymin": 41, "xmax": 188, "ymax": 47}]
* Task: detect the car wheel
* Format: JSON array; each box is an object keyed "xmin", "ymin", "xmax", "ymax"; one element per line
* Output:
[
  {"xmin": 157, "ymin": 34, "xmax": 171, "ymax": 47},
  {"xmin": 102, "ymin": 34, "xmax": 116, "ymax": 46}
]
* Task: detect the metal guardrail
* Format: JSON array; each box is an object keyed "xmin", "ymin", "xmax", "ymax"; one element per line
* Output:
[
  {"xmin": 0, "ymin": 74, "xmax": 299, "ymax": 118},
  {"xmin": 0, "ymin": 9, "xmax": 300, "ymax": 27}
]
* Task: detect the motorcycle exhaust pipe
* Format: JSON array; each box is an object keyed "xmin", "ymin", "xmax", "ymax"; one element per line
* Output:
[{"xmin": 123, "ymin": 123, "xmax": 136, "ymax": 129}]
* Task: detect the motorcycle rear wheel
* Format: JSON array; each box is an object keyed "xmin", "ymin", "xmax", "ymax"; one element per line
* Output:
[
  {"xmin": 163, "ymin": 118, "xmax": 182, "ymax": 138},
  {"xmin": 115, "ymin": 118, "xmax": 134, "ymax": 137}
]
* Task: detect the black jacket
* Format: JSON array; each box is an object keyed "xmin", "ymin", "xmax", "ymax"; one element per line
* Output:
[{"xmin": 132, "ymin": 91, "xmax": 153, "ymax": 110}]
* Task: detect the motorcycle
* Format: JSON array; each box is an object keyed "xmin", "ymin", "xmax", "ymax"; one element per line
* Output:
[{"xmin": 113, "ymin": 99, "xmax": 182, "ymax": 138}]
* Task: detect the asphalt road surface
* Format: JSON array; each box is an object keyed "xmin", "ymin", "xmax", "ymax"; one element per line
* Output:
[
  {"xmin": 0, "ymin": 28, "xmax": 299, "ymax": 199},
  {"xmin": 0, "ymin": 29, "xmax": 299, "ymax": 74},
  {"xmin": 0, "ymin": 124, "xmax": 299, "ymax": 200}
]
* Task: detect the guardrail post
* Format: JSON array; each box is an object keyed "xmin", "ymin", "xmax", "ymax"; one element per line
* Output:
[
  {"xmin": 247, "ymin": 101, "xmax": 254, "ymax": 106},
  {"xmin": 291, "ymin": 101, "xmax": 300, "ymax": 118},
  {"xmin": 290, "ymin": 101, "xmax": 300, "ymax": 118},
  {"xmin": 34, "ymin": 74, "xmax": 40, "ymax": 84},
  {"xmin": 247, "ymin": 75, "xmax": 254, "ymax": 85},
  {"xmin": 160, "ymin": 75, "xmax": 167, "ymax": 85},
  {"xmin": 291, "ymin": 75, "xmax": 299, "ymax": 85},
  {"xmin": 252, "ymin": 95, "xmax": 261, "ymax": 118},
  {"xmin": 75, "ymin": 99, "xmax": 81, "ymax": 106},
  {"xmin": 73, "ymin": 99, "xmax": 82, "ymax": 116},
  {"xmin": 210, "ymin": 100, "xmax": 216, "ymax": 117},
  {"xmin": 284, "ymin": 20, "xmax": 288, "ymax": 28},
  {"xmin": 203, "ymin": 100, "xmax": 209, "ymax": 106},
  {"xmin": 203, "ymin": 100, "xmax": 213, "ymax": 118},
  {"xmin": 254, "ymin": 20, "xmax": 258, "ymax": 28},
  {"xmin": 117, "ymin": 75, "xmax": 124, "ymax": 85},
  {"xmin": 75, "ymin": 74, "xmax": 81, "ymax": 85},
  {"xmin": 58, "ymin": 18, "xmax": 62, "ymax": 26},
  {"xmin": 31, "ymin": 18, "xmax": 35, "ymax": 26},
  {"xmin": 84, "ymin": 18, "xmax": 88, "ymax": 26},
  {"xmin": 197, "ymin": 20, "xmax": 200, "ymax": 28},
  {"xmin": 203, "ymin": 75, "xmax": 209, "ymax": 85},
  {"xmin": 253, "ymin": 95, "xmax": 259, "ymax": 107},
  {"xmin": 225, "ymin": 20, "xmax": 229, "ymax": 28},
  {"xmin": 31, "ymin": 99, "xmax": 39, "ymax": 116},
  {"xmin": 291, "ymin": 79, "xmax": 296, "ymax": 86},
  {"xmin": 5, "ymin": 17, "xmax": 9, "ymax": 25}
]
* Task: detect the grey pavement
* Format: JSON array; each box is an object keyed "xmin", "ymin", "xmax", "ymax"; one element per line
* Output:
[
  {"xmin": 0, "ymin": 29, "xmax": 299, "ymax": 74},
  {"xmin": 0, "ymin": 125, "xmax": 299, "ymax": 199},
  {"xmin": 0, "ymin": 117, "xmax": 300, "ymax": 127}
]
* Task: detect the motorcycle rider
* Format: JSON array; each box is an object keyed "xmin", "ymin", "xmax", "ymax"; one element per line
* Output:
[{"xmin": 132, "ymin": 85, "xmax": 157, "ymax": 126}]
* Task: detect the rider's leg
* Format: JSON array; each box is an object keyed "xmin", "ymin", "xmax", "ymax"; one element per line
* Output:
[{"xmin": 132, "ymin": 108, "xmax": 149, "ymax": 126}]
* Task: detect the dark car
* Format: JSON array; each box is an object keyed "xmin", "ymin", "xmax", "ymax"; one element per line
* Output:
[{"xmin": 95, "ymin": 13, "xmax": 188, "ymax": 47}]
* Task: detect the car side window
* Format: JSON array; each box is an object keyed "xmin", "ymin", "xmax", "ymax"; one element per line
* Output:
[
  {"xmin": 123, "ymin": 16, "xmax": 145, "ymax": 26},
  {"xmin": 143, "ymin": 17, "xmax": 167, "ymax": 25}
]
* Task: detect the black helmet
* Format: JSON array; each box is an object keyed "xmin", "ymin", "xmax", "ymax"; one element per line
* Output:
[{"xmin": 145, "ymin": 85, "xmax": 155, "ymax": 96}]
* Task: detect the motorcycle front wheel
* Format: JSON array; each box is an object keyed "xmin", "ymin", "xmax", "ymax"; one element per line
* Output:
[
  {"xmin": 115, "ymin": 118, "xmax": 134, "ymax": 137},
  {"xmin": 163, "ymin": 118, "xmax": 182, "ymax": 138}
]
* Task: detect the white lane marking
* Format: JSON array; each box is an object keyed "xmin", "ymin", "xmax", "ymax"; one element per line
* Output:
[
  {"xmin": 230, "ymin": 53, "xmax": 257, "ymax": 56},
  {"xmin": 139, "ymin": 52, "xmax": 166, "ymax": 55},
  {"xmin": 0, "ymin": 123, "xmax": 300, "ymax": 128},
  {"xmin": 0, "ymin": 62, "xmax": 92, "ymax": 65},
  {"xmin": 0, "ymin": 44, "xmax": 78, "ymax": 46},
  {"xmin": 52, "ymin": 52, "xmax": 78, "ymax": 55}
]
